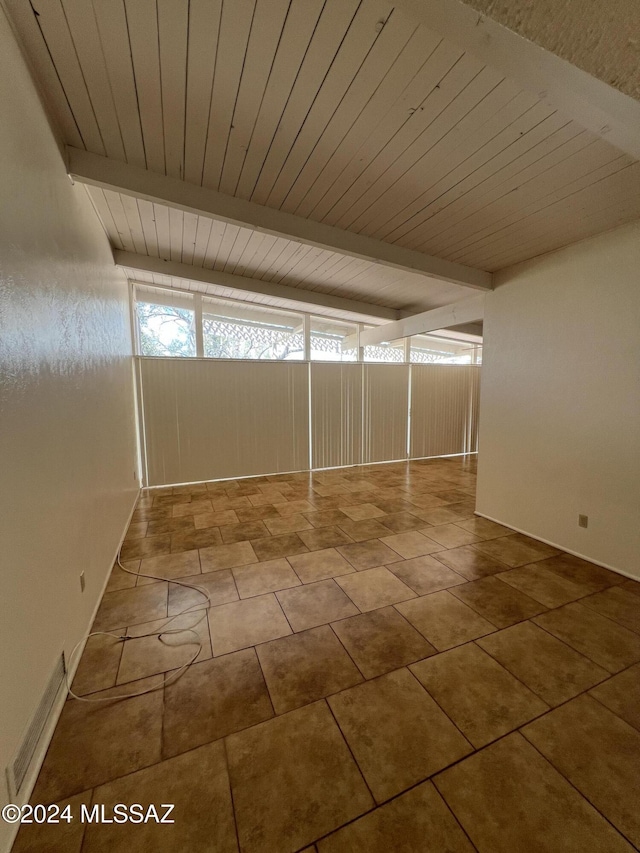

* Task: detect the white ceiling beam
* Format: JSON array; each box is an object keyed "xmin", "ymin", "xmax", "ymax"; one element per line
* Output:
[
  {"xmin": 114, "ymin": 251, "xmax": 400, "ymax": 322},
  {"xmin": 68, "ymin": 146, "xmax": 492, "ymax": 291},
  {"xmin": 345, "ymin": 294, "xmax": 485, "ymax": 348},
  {"xmin": 395, "ymin": 0, "xmax": 640, "ymax": 160}
]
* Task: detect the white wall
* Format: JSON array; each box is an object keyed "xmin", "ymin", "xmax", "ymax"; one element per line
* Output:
[
  {"xmin": 0, "ymin": 9, "xmax": 138, "ymax": 848},
  {"xmin": 477, "ymin": 220, "xmax": 640, "ymax": 578}
]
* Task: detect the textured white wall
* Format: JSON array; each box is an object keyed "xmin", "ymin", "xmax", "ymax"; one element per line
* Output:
[
  {"xmin": 477, "ymin": 221, "xmax": 640, "ymax": 577},
  {"xmin": 0, "ymin": 9, "xmax": 138, "ymax": 847}
]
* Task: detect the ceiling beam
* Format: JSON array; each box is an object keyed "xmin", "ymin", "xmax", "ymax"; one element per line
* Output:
[
  {"xmin": 114, "ymin": 251, "xmax": 400, "ymax": 322},
  {"xmin": 395, "ymin": 0, "xmax": 640, "ymax": 160},
  {"xmin": 344, "ymin": 294, "xmax": 485, "ymax": 348},
  {"xmin": 68, "ymin": 147, "xmax": 492, "ymax": 292}
]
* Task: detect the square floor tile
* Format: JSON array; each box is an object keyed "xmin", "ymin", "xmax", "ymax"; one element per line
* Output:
[
  {"xmin": 412, "ymin": 642, "xmax": 547, "ymax": 747},
  {"xmin": 287, "ymin": 548, "xmax": 354, "ymax": 584},
  {"xmin": 147, "ymin": 516, "xmax": 196, "ymax": 536},
  {"xmin": 105, "ymin": 562, "xmax": 138, "ymax": 592},
  {"xmin": 92, "ymin": 583, "xmax": 168, "ymax": 632},
  {"xmin": 396, "ymin": 590, "xmax": 495, "ymax": 650},
  {"xmin": 233, "ymin": 558, "xmax": 301, "ymax": 598},
  {"xmin": 256, "ymin": 625, "xmax": 362, "ymax": 714},
  {"xmin": 523, "ymin": 694, "xmax": 640, "ymax": 847},
  {"xmin": 341, "ymin": 503, "xmax": 386, "ymax": 521},
  {"xmin": 120, "ymin": 534, "xmax": 171, "ymax": 561},
  {"xmin": 208, "ymin": 594, "xmax": 291, "ymax": 656},
  {"xmin": 388, "ymin": 555, "xmax": 466, "ymax": 595},
  {"xmin": 163, "ymin": 648, "xmax": 273, "ymax": 758},
  {"xmin": 538, "ymin": 553, "xmax": 623, "ymax": 592},
  {"xmin": 32, "ymin": 677, "xmax": 163, "ymax": 804},
  {"xmin": 83, "ymin": 740, "xmax": 237, "ymax": 853},
  {"xmin": 337, "ymin": 539, "xmax": 403, "ymax": 571},
  {"xmin": 433, "ymin": 545, "xmax": 509, "ymax": 580},
  {"xmin": 411, "ymin": 506, "xmax": 464, "ymax": 525},
  {"xmin": 252, "ymin": 533, "xmax": 308, "ymax": 561},
  {"xmin": 434, "ymin": 733, "xmax": 633, "ymax": 853},
  {"xmin": 277, "ymin": 580, "xmax": 359, "ymax": 632},
  {"xmin": 497, "ymin": 563, "xmax": 589, "ymax": 608},
  {"xmin": 335, "ymin": 567, "xmax": 416, "ymax": 612},
  {"xmin": 171, "ymin": 527, "xmax": 223, "ymax": 553},
  {"xmin": 124, "ymin": 521, "xmax": 148, "ymax": 540},
  {"xmin": 380, "ymin": 531, "xmax": 444, "ymax": 559},
  {"xmin": 263, "ymin": 513, "xmax": 313, "ymax": 535},
  {"xmin": 275, "ymin": 499, "xmax": 316, "ymax": 516},
  {"xmin": 590, "ymin": 663, "xmax": 640, "ymax": 731},
  {"xmin": 167, "ymin": 569, "xmax": 238, "ymax": 614},
  {"xmin": 478, "ymin": 621, "xmax": 607, "ymax": 706},
  {"xmin": 71, "ymin": 634, "xmax": 122, "ymax": 697},
  {"xmin": 332, "ymin": 607, "xmax": 435, "ymax": 679},
  {"xmin": 451, "ymin": 575, "xmax": 547, "ymax": 627},
  {"xmin": 337, "ymin": 519, "xmax": 391, "ymax": 542},
  {"xmin": 472, "ymin": 534, "xmax": 559, "ymax": 567},
  {"xmin": 303, "ymin": 509, "xmax": 350, "ymax": 528},
  {"xmin": 318, "ymin": 780, "xmax": 475, "ymax": 853},
  {"xmin": 200, "ymin": 541, "xmax": 257, "ymax": 572},
  {"xmin": 220, "ymin": 520, "xmax": 269, "ymax": 544},
  {"xmin": 378, "ymin": 511, "xmax": 426, "ymax": 533},
  {"xmin": 139, "ymin": 550, "xmax": 200, "ymax": 580},
  {"xmin": 193, "ymin": 509, "xmax": 239, "ymax": 529},
  {"xmin": 328, "ymin": 668, "xmax": 471, "ymax": 802},
  {"xmin": 621, "ymin": 578, "xmax": 640, "ymax": 597},
  {"xmin": 236, "ymin": 505, "xmax": 281, "ymax": 522},
  {"xmin": 533, "ymin": 602, "xmax": 640, "ymax": 672},
  {"xmin": 297, "ymin": 525, "xmax": 354, "ymax": 551},
  {"xmin": 172, "ymin": 499, "xmax": 213, "ymax": 516},
  {"xmin": 12, "ymin": 790, "xmax": 91, "ymax": 853},
  {"xmin": 226, "ymin": 701, "xmax": 373, "ymax": 853},
  {"xmin": 581, "ymin": 586, "xmax": 640, "ymax": 634},
  {"xmin": 455, "ymin": 517, "xmax": 512, "ymax": 540},
  {"xmin": 422, "ymin": 524, "xmax": 481, "ymax": 549}
]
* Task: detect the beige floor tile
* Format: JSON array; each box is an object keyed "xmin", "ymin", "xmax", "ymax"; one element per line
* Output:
[
  {"xmin": 337, "ymin": 539, "xmax": 403, "ymax": 571},
  {"xmin": 590, "ymin": 663, "xmax": 640, "ymax": 731},
  {"xmin": 227, "ymin": 701, "xmax": 373, "ymax": 853},
  {"xmin": 478, "ymin": 621, "xmax": 608, "ymax": 706},
  {"xmin": 117, "ymin": 612, "xmax": 211, "ymax": 684},
  {"xmin": 533, "ymin": 602, "xmax": 640, "ymax": 672},
  {"xmin": 388, "ymin": 555, "xmax": 466, "ymax": 595},
  {"xmin": 341, "ymin": 503, "xmax": 386, "ymax": 521},
  {"xmin": 377, "ymin": 511, "xmax": 426, "ymax": 533},
  {"xmin": 233, "ymin": 558, "xmax": 301, "ymax": 598},
  {"xmin": 335, "ymin": 567, "xmax": 416, "ymax": 612},
  {"xmin": 83, "ymin": 741, "xmax": 237, "ymax": 853},
  {"xmin": 297, "ymin": 525, "xmax": 353, "ymax": 551},
  {"xmin": 380, "ymin": 530, "xmax": 444, "ymax": 559},
  {"xmin": 208, "ymin": 594, "xmax": 291, "ymax": 656},
  {"xmin": 256, "ymin": 625, "xmax": 362, "ymax": 714},
  {"xmin": 434, "ymin": 733, "xmax": 633, "ymax": 853},
  {"xmin": 172, "ymin": 499, "xmax": 214, "ymax": 516},
  {"xmin": 581, "ymin": 586, "xmax": 640, "ymax": 634},
  {"xmin": 396, "ymin": 590, "xmax": 495, "ymax": 650},
  {"xmin": 163, "ymin": 648, "xmax": 273, "ymax": 757},
  {"xmin": 139, "ymin": 549, "xmax": 200, "ymax": 580},
  {"xmin": 277, "ymin": 580, "xmax": 359, "ymax": 632},
  {"xmin": 288, "ymin": 548, "xmax": 354, "ymax": 584},
  {"xmin": 120, "ymin": 534, "xmax": 171, "ymax": 561},
  {"xmin": 433, "ymin": 545, "xmax": 509, "ymax": 580},
  {"xmin": 124, "ymin": 521, "xmax": 148, "ymax": 540},
  {"xmin": 220, "ymin": 520, "xmax": 270, "ymax": 544},
  {"xmin": 422, "ymin": 524, "xmax": 482, "ymax": 549},
  {"xmin": 132, "ymin": 505, "xmax": 171, "ymax": 523},
  {"xmin": 539, "ymin": 552, "xmax": 623, "ymax": 592},
  {"xmin": 303, "ymin": 509, "xmax": 350, "ymax": 528},
  {"xmin": 235, "ymin": 504, "xmax": 281, "ymax": 522},
  {"xmin": 71, "ymin": 633, "xmax": 122, "ymax": 697},
  {"xmin": 412, "ymin": 642, "xmax": 548, "ymax": 747},
  {"xmin": 170, "ymin": 527, "xmax": 223, "ymax": 553},
  {"xmin": 408, "ymin": 493, "xmax": 449, "ymax": 509},
  {"xmin": 252, "ymin": 532, "xmax": 308, "ymax": 561},
  {"xmin": 411, "ymin": 506, "xmax": 466, "ymax": 525},
  {"xmin": 167, "ymin": 568, "xmax": 238, "ymax": 614},
  {"xmin": 318, "ymin": 780, "xmax": 474, "ymax": 853},
  {"xmin": 497, "ymin": 562, "xmax": 589, "ymax": 607},
  {"xmin": 32, "ymin": 677, "xmax": 163, "ymax": 804},
  {"xmin": 337, "ymin": 519, "xmax": 391, "ymax": 541},
  {"xmin": 146, "ymin": 516, "xmax": 196, "ymax": 536},
  {"xmin": 12, "ymin": 790, "xmax": 92, "ymax": 853},
  {"xmin": 199, "ymin": 540, "xmax": 257, "ymax": 572},
  {"xmin": 275, "ymin": 499, "xmax": 316, "ymax": 516},
  {"xmin": 523, "ymin": 694, "xmax": 640, "ymax": 847},
  {"xmin": 455, "ymin": 517, "xmax": 512, "ymax": 540},
  {"xmin": 472, "ymin": 534, "xmax": 559, "ymax": 567},
  {"xmin": 263, "ymin": 513, "xmax": 313, "ymax": 535},
  {"xmin": 451, "ymin": 575, "xmax": 547, "ymax": 628},
  {"xmin": 621, "ymin": 578, "xmax": 640, "ymax": 597},
  {"xmin": 193, "ymin": 509, "xmax": 239, "ymax": 529},
  {"xmin": 431, "ymin": 489, "xmax": 470, "ymax": 504},
  {"xmin": 105, "ymin": 562, "xmax": 138, "ymax": 592},
  {"xmin": 92, "ymin": 583, "xmax": 168, "ymax": 632},
  {"xmin": 328, "ymin": 668, "xmax": 471, "ymax": 802},
  {"xmin": 332, "ymin": 606, "xmax": 435, "ymax": 679}
]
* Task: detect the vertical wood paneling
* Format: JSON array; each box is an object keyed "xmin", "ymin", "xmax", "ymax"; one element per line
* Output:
[
  {"xmin": 410, "ymin": 364, "xmax": 480, "ymax": 458},
  {"xmin": 311, "ymin": 363, "xmax": 363, "ymax": 469},
  {"xmin": 363, "ymin": 364, "xmax": 409, "ymax": 463}
]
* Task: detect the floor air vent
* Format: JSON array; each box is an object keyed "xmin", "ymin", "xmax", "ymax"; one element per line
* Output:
[{"xmin": 6, "ymin": 652, "xmax": 66, "ymax": 799}]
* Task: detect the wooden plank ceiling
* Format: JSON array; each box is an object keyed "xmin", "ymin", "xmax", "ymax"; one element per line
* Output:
[{"xmin": 7, "ymin": 0, "xmax": 640, "ymax": 313}]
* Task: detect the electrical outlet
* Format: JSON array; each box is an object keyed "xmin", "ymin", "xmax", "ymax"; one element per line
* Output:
[
  {"xmin": 578, "ymin": 514, "xmax": 588, "ymax": 529},
  {"xmin": 79, "ymin": 571, "xmax": 85, "ymax": 592}
]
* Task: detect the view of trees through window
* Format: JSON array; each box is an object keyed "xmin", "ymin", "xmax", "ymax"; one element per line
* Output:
[{"xmin": 137, "ymin": 302, "xmax": 196, "ymax": 357}]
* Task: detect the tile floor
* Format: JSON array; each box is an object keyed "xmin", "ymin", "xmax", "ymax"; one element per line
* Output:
[{"xmin": 14, "ymin": 456, "xmax": 640, "ymax": 853}]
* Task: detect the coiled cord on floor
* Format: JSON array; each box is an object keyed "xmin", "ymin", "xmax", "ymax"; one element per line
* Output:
[{"xmin": 65, "ymin": 550, "xmax": 211, "ymax": 702}]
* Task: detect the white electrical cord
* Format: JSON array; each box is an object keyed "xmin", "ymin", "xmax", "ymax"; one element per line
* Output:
[{"xmin": 65, "ymin": 550, "xmax": 212, "ymax": 702}]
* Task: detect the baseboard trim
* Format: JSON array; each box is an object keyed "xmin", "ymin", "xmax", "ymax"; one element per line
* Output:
[
  {"xmin": 474, "ymin": 511, "xmax": 637, "ymax": 581},
  {"xmin": 4, "ymin": 488, "xmax": 140, "ymax": 853}
]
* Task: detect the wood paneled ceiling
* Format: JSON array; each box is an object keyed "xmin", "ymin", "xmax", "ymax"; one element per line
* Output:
[{"xmin": 6, "ymin": 0, "xmax": 640, "ymax": 315}]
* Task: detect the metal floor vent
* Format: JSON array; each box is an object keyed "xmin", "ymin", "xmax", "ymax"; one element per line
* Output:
[{"xmin": 6, "ymin": 652, "xmax": 66, "ymax": 799}]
